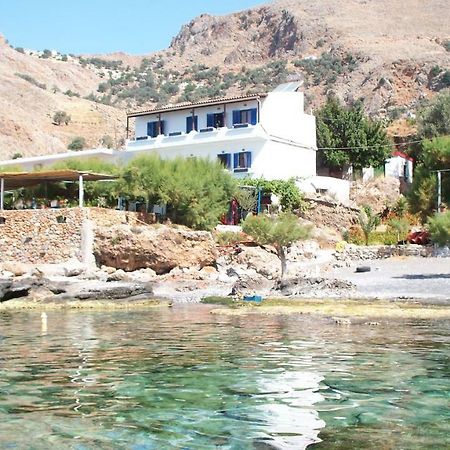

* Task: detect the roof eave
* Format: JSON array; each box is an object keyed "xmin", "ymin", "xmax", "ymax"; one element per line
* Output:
[{"xmin": 127, "ymin": 93, "xmax": 268, "ymax": 119}]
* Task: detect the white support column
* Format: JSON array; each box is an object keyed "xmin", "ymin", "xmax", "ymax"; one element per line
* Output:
[
  {"xmin": 0, "ymin": 178, "xmax": 4, "ymax": 210},
  {"xmin": 79, "ymin": 174, "xmax": 84, "ymax": 208},
  {"xmin": 437, "ymin": 171, "xmax": 442, "ymax": 213}
]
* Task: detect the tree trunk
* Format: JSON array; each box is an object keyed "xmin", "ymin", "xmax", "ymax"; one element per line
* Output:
[{"xmin": 278, "ymin": 246, "xmax": 287, "ymax": 280}]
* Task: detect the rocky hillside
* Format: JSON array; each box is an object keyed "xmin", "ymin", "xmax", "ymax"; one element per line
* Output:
[
  {"xmin": 0, "ymin": 34, "xmax": 125, "ymax": 159},
  {"xmin": 0, "ymin": 0, "xmax": 449, "ymax": 158}
]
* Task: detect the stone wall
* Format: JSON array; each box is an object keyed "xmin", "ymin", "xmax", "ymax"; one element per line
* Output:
[
  {"xmin": 334, "ymin": 244, "xmax": 434, "ymax": 261},
  {"xmin": 0, "ymin": 208, "xmax": 87, "ymax": 264},
  {"xmin": 0, "ymin": 207, "xmax": 157, "ymax": 265}
]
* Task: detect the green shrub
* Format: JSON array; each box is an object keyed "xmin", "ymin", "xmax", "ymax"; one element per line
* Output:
[
  {"xmin": 15, "ymin": 47, "xmax": 25, "ymax": 54},
  {"xmin": 430, "ymin": 65, "xmax": 442, "ymax": 77},
  {"xmin": 53, "ymin": 110, "xmax": 71, "ymax": 126},
  {"xmin": 12, "ymin": 152, "xmax": 23, "ymax": 160},
  {"xmin": 388, "ymin": 217, "xmax": 410, "ymax": 242},
  {"xmin": 427, "ymin": 211, "xmax": 450, "ymax": 246},
  {"xmin": 64, "ymin": 89, "xmax": 80, "ymax": 97},
  {"xmin": 214, "ymin": 231, "xmax": 246, "ymax": 246},
  {"xmin": 67, "ymin": 137, "xmax": 86, "ymax": 151},
  {"xmin": 242, "ymin": 178, "xmax": 305, "ymax": 212},
  {"xmin": 15, "ymin": 73, "xmax": 46, "ymax": 90},
  {"xmin": 41, "ymin": 49, "xmax": 52, "ymax": 58},
  {"xmin": 358, "ymin": 205, "xmax": 381, "ymax": 245}
]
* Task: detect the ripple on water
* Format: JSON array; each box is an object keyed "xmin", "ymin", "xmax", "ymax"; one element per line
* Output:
[{"xmin": 0, "ymin": 308, "xmax": 448, "ymax": 449}]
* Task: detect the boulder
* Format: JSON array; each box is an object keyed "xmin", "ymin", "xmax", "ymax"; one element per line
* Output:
[
  {"xmin": 94, "ymin": 224, "xmax": 217, "ymax": 274},
  {"xmin": 276, "ymin": 277, "xmax": 355, "ymax": 297},
  {"xmin": 231, "ymin": 245, "xmax": 280, "ymax": 279},
  {"xmin": 231, "ymin": 269, "xmax": 275, "ymax": 296}
]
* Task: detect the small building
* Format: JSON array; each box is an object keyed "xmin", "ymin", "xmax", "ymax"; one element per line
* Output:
[{"xmin": 385, "ymin": 151, "xmax": 414, "ymax": 186}]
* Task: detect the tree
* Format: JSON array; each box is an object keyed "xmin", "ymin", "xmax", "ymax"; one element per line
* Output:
[
  {"xmin": 417, "ymin": 89, "xmax": 450, "ymax": 138},
  {"xmin": 427, "ymin": 211, "xmax": 450, "ymax": 246},
  {"xmin": 120, "ymin": 155, "xmax": 237, "ymax": 230},
  {"xmin": 53, "ymin": 110, "xmax": 71, "ymax": 126},
  {"xmin": 316, "ymin": 97, "xmax": 392, "ymax": 171},
  {"xmin": 407, "ymin": 136, "xmax": 450, "ymax": 219},
  {"xmin": 358, "ymin": 205, "xmax": 380, "ymax": 245},
  {"xmin": 67, "ymin": 137, "xmax": 86, "ymax": 151},
  {"xmin": 242, "ymin": 213, "xmax": 312, "ymax": 279}
]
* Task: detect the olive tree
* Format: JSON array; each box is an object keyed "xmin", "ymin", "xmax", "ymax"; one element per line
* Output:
[{"xmin": 242, "ymin": 212, "xmax": 312, "ymax": 279}]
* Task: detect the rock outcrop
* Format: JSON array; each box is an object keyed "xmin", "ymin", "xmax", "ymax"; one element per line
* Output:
[{"xmin": 94, "ymin": 224, "xmax": 217, "ymax": 273}]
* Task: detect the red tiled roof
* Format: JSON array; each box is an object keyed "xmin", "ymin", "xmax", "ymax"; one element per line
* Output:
[{"xmin": 127, "ymin": 93, "xmax": 267, "ymax": 118}]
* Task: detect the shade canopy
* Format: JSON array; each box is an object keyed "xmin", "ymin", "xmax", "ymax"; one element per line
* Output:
[{"xmin": 0, "ymin": 169, "xmax": 117, "ymax": 190}]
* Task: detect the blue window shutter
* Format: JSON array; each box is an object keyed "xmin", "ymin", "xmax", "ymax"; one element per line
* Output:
[
  {"xmin": 194, "ymin": 116, "xmax": 198, "ymax": 131},
  {"xmin": 147, "ymin": 122, "xmax": 155, "ymax": 137},
  {"xmin": 186, "ymin": 116, "xmax": 192, "ymax": 132},
  {"xmin": 233, "ymin": 153, "xmax": 239, "ymax": 169},
  {"xmin": 250, "ymin": 108, "xmax": 257, "ymax": 125},
  {"xmin": 160, "ymin": 120, "xmax": 165, "ymax": 135},
  {"xmin": 232, "ymin": 110, "xmax": 240, "ymax": 125},
  {"xmin": 207, "ymin": 114, "xmax": 214, "ymax": 127},
  {"xmin": 246, "ymin": 151, "xmax": 252, "ymax": 167},
  {"xmin": 226, "ymin": 154, "xmax": 232, "ymax": 169}
]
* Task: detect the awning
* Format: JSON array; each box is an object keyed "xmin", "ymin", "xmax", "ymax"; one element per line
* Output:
[{"xmin": 0, "ymin": 170, "xmax": 117, "ymax": 209}]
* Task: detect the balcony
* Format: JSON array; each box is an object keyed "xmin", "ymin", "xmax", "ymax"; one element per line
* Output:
[{"xmin": 126, "ymin": 124, "xmax": 266, "ymax": 150}]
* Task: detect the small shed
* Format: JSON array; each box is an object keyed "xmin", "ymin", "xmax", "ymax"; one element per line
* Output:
[{"xmin": 0, "ymin": 170, "xmax": 117, "ymax": 210}]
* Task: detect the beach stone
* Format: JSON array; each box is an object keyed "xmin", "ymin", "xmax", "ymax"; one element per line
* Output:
[{"xmin": 0, "ymin": 262, "xmax": 29, "ymax": 277}]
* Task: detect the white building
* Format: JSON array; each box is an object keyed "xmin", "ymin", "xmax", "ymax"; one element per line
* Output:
[
  {"xmin": 0, "ymin": 83, "xmax": 317, "ymax": 181},
  {"xmin": 124, "ymin": 83, "xmax": 317, "ymax": 179}
]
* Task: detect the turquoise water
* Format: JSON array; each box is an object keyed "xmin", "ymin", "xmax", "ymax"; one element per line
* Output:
[{"xmin": 0, "ymin": 305, "xmax": 448, "ymax": 449}]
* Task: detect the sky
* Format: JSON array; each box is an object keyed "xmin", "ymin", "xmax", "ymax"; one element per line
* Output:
[{"xmin": 0, "ymin": 0, "xmax": 268, "ymax": 55}]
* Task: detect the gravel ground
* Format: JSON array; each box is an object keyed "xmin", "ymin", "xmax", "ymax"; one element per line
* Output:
[{"xmin": 327, "ymin": 257, "xmax": 450, "ymax": 303}]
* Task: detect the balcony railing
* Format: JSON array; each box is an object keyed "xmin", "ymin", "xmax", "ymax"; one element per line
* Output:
[{"xmin": 127, "ymin": 124, "xmax": 262, "ymax": 148}]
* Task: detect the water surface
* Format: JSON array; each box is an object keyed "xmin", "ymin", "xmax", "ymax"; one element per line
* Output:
[{"xmin": 0, "ymin": 305, "xmax": 448, "ymax": 449}]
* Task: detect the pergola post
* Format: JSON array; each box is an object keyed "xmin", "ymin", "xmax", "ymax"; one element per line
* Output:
[
  {"xmin": 79, "ymin": 174, "xmax": 84, "ymax": 208},
  {"xmin": 0, "ymin": 177, "xmax": 4, "ymax": 210}
]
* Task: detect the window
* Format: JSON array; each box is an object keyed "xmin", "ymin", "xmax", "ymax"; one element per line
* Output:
[
  {"xmin": 147, "ymin": 121, "xmax": 165, "ymax": 138},
  {"xmin": 186, "ymin": 115, "xmax": 198, "ymax": 132},
  {"xmin": 207, "ymin": 112, "xmax": 224, "ymax": 128},
  {"xmin": 232, "ymin": 108, "xmax": 257, "ymax": 126},
  {"xmin": 217, "ymin": 153, "xmax": 231, "ymax": 169},
  {"xmin": 233, "ymin": 151, "xmax": 252, "ymax": 172}
]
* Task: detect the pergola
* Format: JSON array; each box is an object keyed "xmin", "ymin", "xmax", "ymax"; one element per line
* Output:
[{"xmin": 0, "ymin": 170, "xmax": 117, "ymax": 210}]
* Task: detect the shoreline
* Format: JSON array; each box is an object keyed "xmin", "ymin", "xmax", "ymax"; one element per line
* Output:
[{"xmin": 203, "ymin": 297, "xmax": 450, "ymax": 320}]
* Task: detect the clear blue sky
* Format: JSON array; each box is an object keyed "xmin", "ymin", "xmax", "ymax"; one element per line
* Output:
[{"xmin": 0, "ymin": 0, "xmax": 267, "ymax": 55}]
